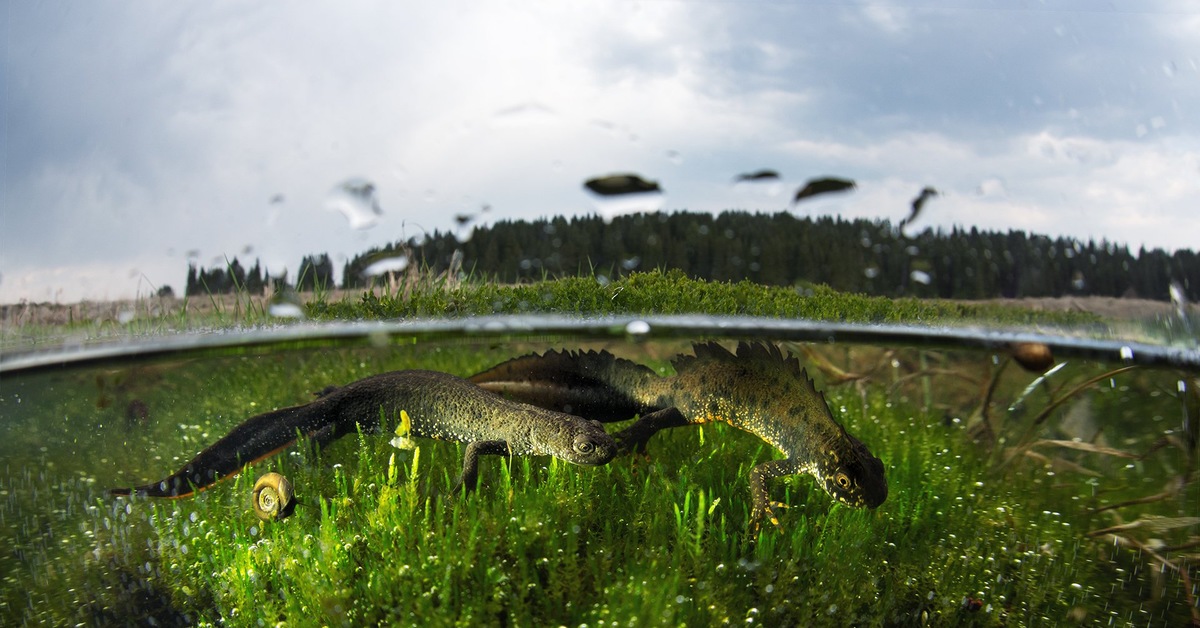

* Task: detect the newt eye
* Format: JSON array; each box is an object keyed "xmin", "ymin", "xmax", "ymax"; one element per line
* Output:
[
  {"xmin": 575, "ymin": 440, "xmax": 595, "ymax": 454},
  {"xmin": 834, "ymin": 473, "xmax": 851, "ymax": 489}
]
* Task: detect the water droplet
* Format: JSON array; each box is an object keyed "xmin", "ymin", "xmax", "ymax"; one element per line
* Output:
[
  {"xmin": 625, "ymin": 320, "xmax": 651, "ymax": 336},
  {"xmin": 1119, "ymin": 346, "xmax": 1134, "ymax": 361},
  {"xmin": 363, "ymin": 255, "xmax": 409, "ymax": 277},
  {"xmin": 269, "ymin": 302, "xmax": 305, "ymax": 319},
  {"xmin": 1071, "ymin": 272, "xmax": 1086, "ymax": 291},
  {"xmin": 490, "ymin": 102, "xmax": 557, "ymax": 127},
  {"xmin": 910, "ymin": 270, "xmax": 932, "ymax": 285},
  {"xmin": 976, "ymin": 177, "xmax": 1007, "ymax": 197},
  {"xmin": 326, "ymin": 178, "xmax": 383, "ymax": 230},
  {"xmin": 584, "ymin": 174, "xmax": 664, "ymax": 222}
]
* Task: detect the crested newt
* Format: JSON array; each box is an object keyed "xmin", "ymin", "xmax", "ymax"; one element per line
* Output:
[
  {"xmin": 470, "ymin": 341, "xmax": 888, "ymax": 527},
  {"xmin": 110, "ymin": 370, "xmax": 617, "ymax": 498}
]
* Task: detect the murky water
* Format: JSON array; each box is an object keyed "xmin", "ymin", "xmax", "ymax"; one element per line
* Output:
[{"xmin": 1, "ymin": 317, "xmax": 1197, "ymax": 626}]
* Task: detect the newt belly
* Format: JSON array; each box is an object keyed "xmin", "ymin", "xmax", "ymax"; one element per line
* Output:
[
  {"xmin": 111, "ymin": 370, "xmax": 617, "ymax": 498},
  {"xmin": 471, "ymin": 342, "xmax": 888, "ymax": 527}
]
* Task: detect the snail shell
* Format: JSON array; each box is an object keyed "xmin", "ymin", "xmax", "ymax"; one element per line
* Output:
[
  {"xmin": 252, "ymin": 472, "xmax": 294, "ymax": 521},
  {"xmin": 1008, "ymin": 342, "xmax": 1054, "ymax": 373}
]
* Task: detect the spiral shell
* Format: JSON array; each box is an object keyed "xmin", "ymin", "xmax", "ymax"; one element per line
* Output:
[
  {"xmin": 252, "ymin": 472, "xmax": 294, "ymax": 521},
  {"xmin": 1008, "ymin": 342, "xmax": 1054, "ymax": 373}
]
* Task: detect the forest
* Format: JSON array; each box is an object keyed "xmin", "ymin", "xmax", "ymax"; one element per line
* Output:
[{"xmin": 186, "ymin": 210, "xmax": 1198, "ymax": 302}]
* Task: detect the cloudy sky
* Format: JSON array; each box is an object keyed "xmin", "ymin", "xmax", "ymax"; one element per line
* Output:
[{"xmin": 2, "ymin": 0, "xmax": 1197, "ymax": 303}]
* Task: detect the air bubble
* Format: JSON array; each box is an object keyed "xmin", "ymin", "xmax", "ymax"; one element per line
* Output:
[
  {"xmin": 327, "ymin": 178, "xmax": 383, "ymax": 230},
  {"xmin": 625, "ymin": 320, "xmax": 651, "ymax": 336},
  {"xmin": 910, "ymin": 270, "xmax": 932, "ymax": 285},
  {"xmin": 363, "ymin": 255, "xmax": 409, "ymax": 277},
  {"xmin": 269, "ymin": 302, "xmax": 305, "ymax": 319}
]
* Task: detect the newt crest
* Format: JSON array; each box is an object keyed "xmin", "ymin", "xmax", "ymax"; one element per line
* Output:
[{"xmin": 472, "ymin": 341, "xmax": 888, "ymax": 526}]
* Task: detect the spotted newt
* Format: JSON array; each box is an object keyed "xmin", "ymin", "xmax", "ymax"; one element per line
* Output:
[
  {"xmin": 111, "ymin": 370, "xmax": 617, "ymax": 498},
  {"xmin": 471, "ymin": 342, "xmax": 888, "ymax": 527}
]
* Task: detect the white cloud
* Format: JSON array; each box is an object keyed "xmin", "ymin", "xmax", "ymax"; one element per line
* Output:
[{"xmin": 2, "ymin": 1, "xmax": 1198, "ymax": 303}]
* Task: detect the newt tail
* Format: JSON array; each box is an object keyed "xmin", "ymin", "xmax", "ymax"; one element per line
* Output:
[
  {"xmin": 471, "ymin": 342, "xmax": 888, "ymax": 527},
  {"xmin": 111, "ymin": 370, "xmax": 617, "ymax": 499}
]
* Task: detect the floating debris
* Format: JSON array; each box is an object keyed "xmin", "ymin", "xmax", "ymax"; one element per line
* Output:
[
  {"xmin": 792, "ymin": 177, "xmax": 856, "ymax": 204},
  {"xmin": 326, "ymin": 178, "xmax": 383, "ymax": 230},
  {"xmin": 584, "ymin": 173, "xmax": 661, "ymax": 197},
  {"xmin": 125, "ymin": 399, "xmax": 150, "ymax": 427},
  {"xmin": 734, "ymin": 169, "xmax": 780, "ymax": 183},
  {"xmin": 901, "ymin": 186, "xmax": 938, "ymax": 235}
]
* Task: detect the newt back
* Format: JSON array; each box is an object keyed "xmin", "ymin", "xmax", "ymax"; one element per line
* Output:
[{"xmin": 473, "ymin": 342, "xmax": 888, "ymax": 524}]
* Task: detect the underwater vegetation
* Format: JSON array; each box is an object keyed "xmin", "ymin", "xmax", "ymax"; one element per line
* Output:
[{"xmin": 1, "ymin": 336, "xmax": 1197, "ymax": 626}]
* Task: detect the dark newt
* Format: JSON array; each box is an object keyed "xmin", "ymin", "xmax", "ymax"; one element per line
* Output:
[
  {"xmin": 471, "ymin": 341, "xmax": 887, "ymax": 527},
  {"xmin": 111, "ymin": 370, "xmax": 617, "ymax": 499}
]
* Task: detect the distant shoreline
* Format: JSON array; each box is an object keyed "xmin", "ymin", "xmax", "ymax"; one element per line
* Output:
[{"xmin": 0, "ymin": 291, "xmax": 1184, "ymax": 330}]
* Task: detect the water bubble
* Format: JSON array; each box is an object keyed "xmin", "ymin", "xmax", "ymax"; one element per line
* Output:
[
  {"xmin": 269, "ymin": 302, "xmax": 305, "ymax": 319},
  {"xmin": 864, "ymin": 266, "xmax": 879, "ymax": 279},
  {"xmin": 976, "ymin": 177, "xmax": 1007, "ymax": 197},
  {"xmin": 1071, "ymin": 271, "xmax": 1086, "ymax": 291},
  {"xmin": 363, "ymin": 255, "xmax": 409, "ymax": 277},
  {"xmin": 490, "ymin": 102, "xmax": 557, "ymax": 127},
  {"xmin": 1119, "ymin": 346, "xmax": 1134, "ymax": 361},
  {"xmin": 621, "ymin": 256, "xmax": 641, "ymax": 271},
  {"xmin": 910, "ymin": 270, "xmax": 932, "ymax": 285},
  {"xmin": 584, "ymin": 174, "xmax": 664, "ymax": 222},
  {"xmin": 625, "ymin": 320, "xmax": 651, "ymax": 336},
  {"xmin": 326, "ymin": 178, "xmax": 383, "ymax": 230}
]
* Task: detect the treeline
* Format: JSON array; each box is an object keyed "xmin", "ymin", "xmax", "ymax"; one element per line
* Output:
[
  {"xmin": 184, "ymin": 254, "xmax": 336, "ymax": 296},
  {"xmin": 190, "ymin": 210, "xmax": 1199, "ymax": 302}
]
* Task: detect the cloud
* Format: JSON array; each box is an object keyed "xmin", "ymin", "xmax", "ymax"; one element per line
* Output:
[{"xmin": 2, "ymin": 1, "xmax": 1198, "ymax": 303}]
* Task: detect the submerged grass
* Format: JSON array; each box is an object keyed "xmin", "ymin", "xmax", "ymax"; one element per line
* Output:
[{"xmin": 6, "ymin": 342, "xmax": 1192, "ymax": 626}]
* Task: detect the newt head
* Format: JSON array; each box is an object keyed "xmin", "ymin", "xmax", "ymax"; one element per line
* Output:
[
  {"xmin": 532, "ymin": 417, "xmax": 619, "ymax": 466},
  {"xmin": 815, "ymin": 434, "xmax": 888, "ymax": 508}
]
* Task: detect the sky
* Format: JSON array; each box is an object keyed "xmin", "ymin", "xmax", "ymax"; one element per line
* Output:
[{"xmin": 2, "ymin": 0, "xmax": 1198, "ymax": 303}]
